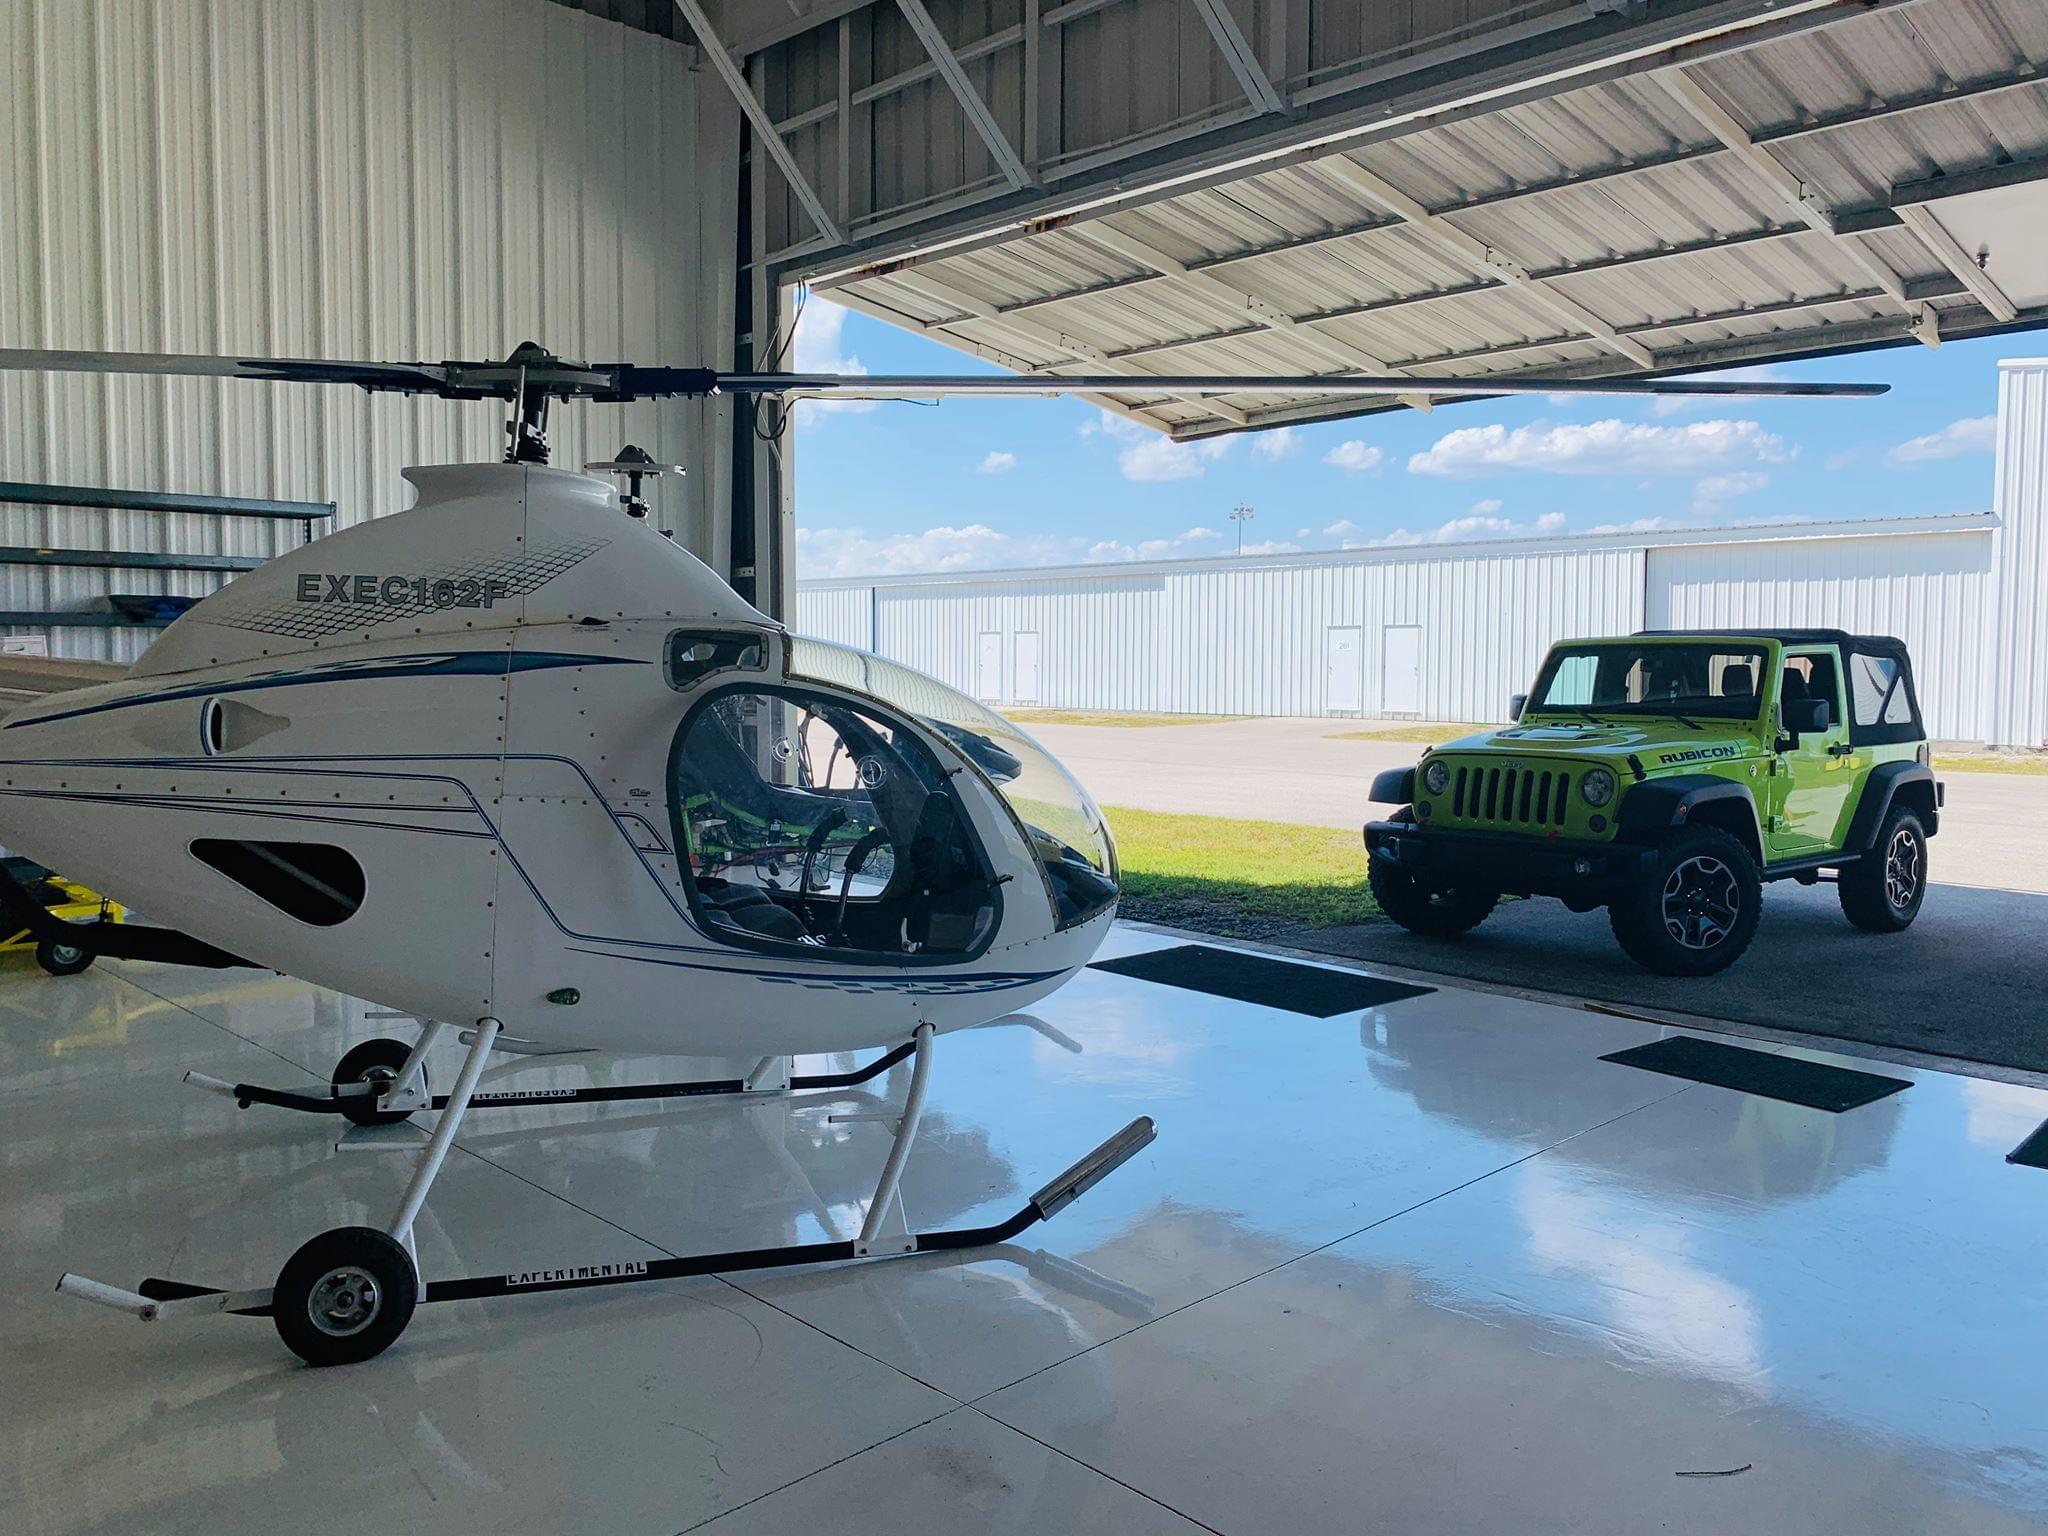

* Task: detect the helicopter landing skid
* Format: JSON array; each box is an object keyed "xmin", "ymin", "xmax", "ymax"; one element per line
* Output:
[
  {"xmin": 57, "ymin": 1017, "xmax": 1158, "ymax": 1365},
  {"xmin": 182, "ymin": 1039, "xmax": 918, "ymax": 1118}
]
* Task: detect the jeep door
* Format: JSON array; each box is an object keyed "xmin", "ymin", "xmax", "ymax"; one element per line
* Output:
[{"xmin": 1767, "ymin": 646, "xmax": 1858, "ymax": 858}]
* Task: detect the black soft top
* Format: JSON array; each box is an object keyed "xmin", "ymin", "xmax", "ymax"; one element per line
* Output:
[
  {"xmin": 1631, "ymin": 629, "xmax": 1920, "ymax": 744},
  {"xmin": 1634, "ymin": 627, "xmax": 1907, "ymax": 654}
]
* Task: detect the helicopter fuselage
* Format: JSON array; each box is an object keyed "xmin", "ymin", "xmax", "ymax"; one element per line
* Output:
[{"xmin": 0, "ymin": 464, "xmax": 1115, "ymax": 1055}]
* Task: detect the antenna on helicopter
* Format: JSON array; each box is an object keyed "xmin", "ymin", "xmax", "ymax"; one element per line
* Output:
[{"xmin": 585, "ymin": 444, "xmax": 685, "ymax": 521}]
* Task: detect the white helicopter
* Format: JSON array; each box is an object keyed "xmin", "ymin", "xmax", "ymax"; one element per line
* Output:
[{"xmin": 0, "ymin": 341, "xmax": 1883, "ymax": 1364}]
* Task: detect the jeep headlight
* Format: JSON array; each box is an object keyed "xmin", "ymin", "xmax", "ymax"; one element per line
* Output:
[
  {"xmin": 1422, "ymin": 759, "xmax": 1451, "ymax": 796},
  {"xmin": 1580, "ymin": 768, "xmax": 1617, "ymax": 808}
]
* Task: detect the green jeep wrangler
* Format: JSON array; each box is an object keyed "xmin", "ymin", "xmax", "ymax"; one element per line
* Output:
[{"xmin": 1363, "ymin": 629, "xmax": 1943, "ymax": 976}]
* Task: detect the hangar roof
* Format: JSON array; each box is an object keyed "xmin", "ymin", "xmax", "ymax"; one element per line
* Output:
[{"xmin": 728, "ymin": 0, "xmax": 2048, "ymax": 440}]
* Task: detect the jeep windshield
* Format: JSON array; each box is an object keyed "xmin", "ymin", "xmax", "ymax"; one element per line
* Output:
[{"xmin": 1527, "ymin": 641, "xmax": 1771, "ymax": 722}]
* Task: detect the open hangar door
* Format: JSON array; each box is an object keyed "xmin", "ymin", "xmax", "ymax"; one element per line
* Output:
[{"xmin": 705, "ymin": 0, "xmax": 2048, "ymax": 613}]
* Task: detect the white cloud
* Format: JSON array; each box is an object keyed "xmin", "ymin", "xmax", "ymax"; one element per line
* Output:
[
  {"xmin": 1585, "ymin": 516, "xmax": 1680, "ymax": 535},
  {"xmin": 798, "ymin": 522, "xmax": 1228, "ymax": 578},
  {"xmin": 1085, "ymin": 409, "xmax": 1231, "ymax": 482},
  {"xmin": 1692, "ymin": 470, "xmax": 1770, "ymax": 514},
  {"xmin": 1407, "ymin": 417, "xmax": 1791, "ymax": 477},
  {"xmin": 1468, "ymin": 498, "xmax": 1504, "ymax": 517},
  {"xmin": 1089, "ymin": 527, "xmax": 1227, "ymax": 561},
  {"xmin": 790, "ymin": 300, "xmax": 875, "ymax": 421},
  {"xmin": 975, "ymin": 450, "xmax": 1017, "ymax": 475},
  {"xmin": 1536, "ymin": 511, "xmax": 1566, "ymax": 532},
  {"xmin": 1238, "ymin": 539, "xmax": 1303, "ymax": 556},
  {"xmin": 1252, "ymin": 426, "xmax": 1302, "ymax": 461},
  {"xmin": 1886, "ymin": 415, "xmax": 1996, "ymax": 465},
  {"xmin": 1825, "ymin": 448, "xmax": 1861, "ymax": 472},
  {"xmin": 1323, "ymin": 519, "xmax": 1366, "ymax": 539},
  {"xmin": 1324, "ymin": 440, "xmax": 1385, "ymax": 474}
]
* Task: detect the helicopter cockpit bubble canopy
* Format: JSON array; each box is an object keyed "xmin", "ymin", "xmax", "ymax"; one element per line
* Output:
[{"xmin": 788, "ymin": 636, "xmax": 1118, "ymax": 929}]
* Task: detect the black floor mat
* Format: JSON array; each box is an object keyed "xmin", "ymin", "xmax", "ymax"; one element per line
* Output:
[
  {"xmin": 1600, "ymin": 1034, "xmax": 1910, "ymax": 1113},
  {"xmin": 1090, "ymin": 944, "xmax": 1433, "ymax": 1017},
  {"xmin": 2007, "ymin": 1119, "xmax": 2048, "ymax": 1169}
]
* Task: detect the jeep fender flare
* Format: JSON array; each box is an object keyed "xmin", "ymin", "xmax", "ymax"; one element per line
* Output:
[
  {"xmin": 1369, "ymin": 766, "xmax": 1416, "ymax": 806},
  {"xmin": 1613, "ymin": 774, "xmax": 1763, "ymax": 863},
  {"xmin": 1845, "ymin": 761, "xmax": 1941, "ymax": 848}
]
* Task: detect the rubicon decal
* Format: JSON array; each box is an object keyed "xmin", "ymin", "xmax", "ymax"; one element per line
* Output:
[
  {"xmin": 504, "ymin": 1261, "xmax": 650, "ymax": 1287},
  {"xmin": 296, "ymin": 573, "xmax": 511, "ymax": 609},
  {"xmin": 1656, "ymin": 744, "xmax": 1742, "ymax": 765}
]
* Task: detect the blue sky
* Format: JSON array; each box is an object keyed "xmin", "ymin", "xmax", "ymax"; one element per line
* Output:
[{"xmin": 790, "ymin": 297, "xmax": 2015, "ymax": 579}]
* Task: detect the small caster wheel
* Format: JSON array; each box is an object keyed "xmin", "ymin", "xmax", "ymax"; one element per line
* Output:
[
  {"xmin": 272, "ymin": 1226, "xmax": 418, "ymax": 1366},
  {"xmin": 35, "ymin": 938, "xmax": 94, "ymax": 976},
  {"xmin": 333, "ymin": 1037, "xmax": 427, "ymax": 1127}
]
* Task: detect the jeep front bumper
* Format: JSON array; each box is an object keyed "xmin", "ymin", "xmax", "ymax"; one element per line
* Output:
[{"xmin": 1364, "ymin": 820, "xmax": 1652, "ymax": 901}]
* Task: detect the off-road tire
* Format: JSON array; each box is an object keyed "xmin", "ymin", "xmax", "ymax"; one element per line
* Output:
[
  {"xmin": 1609, "ymin": 825, "xmax": 1762, "ymax": 977},
  {"xmin": 1369, "ymin": 857, "xmax": 1498, "ymax": 938},
  {"xmin": 1838, "ymin": 807, "xmax": 1928, "ymax": 933},
  {"xmin": 333, "ymin": 1037, "xmax": 426, "ymax": 1128},
  {"xmin": 272, "ymin": 1226, "xmax": 419, "ymax": 1366}
]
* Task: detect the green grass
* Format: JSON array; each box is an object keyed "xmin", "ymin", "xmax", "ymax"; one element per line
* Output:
[
  {"xmin": 1007, "ymin": 709, "xmax": 1245, "ymax": 729},
  {"xmin": 1104, "ymin": 804, "xmax": 1376, "ymax": 934},
  {"xmin": 1326, "ymin": 721, "xmax": 1495, "ymax": 745},
  {"xmin": 1934, "ymin": 752, "xmax": 2048, "ymax": 776}
]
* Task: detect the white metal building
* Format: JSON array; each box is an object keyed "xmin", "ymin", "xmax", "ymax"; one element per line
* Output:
[{"xmin": 799, "ymin": 358, "xmax": 2048, "ymax": 746}]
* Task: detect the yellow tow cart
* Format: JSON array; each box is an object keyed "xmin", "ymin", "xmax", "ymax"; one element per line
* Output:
[{"xmin": 1, "ymin": 857, "xmax": 124, "ymax": 975}]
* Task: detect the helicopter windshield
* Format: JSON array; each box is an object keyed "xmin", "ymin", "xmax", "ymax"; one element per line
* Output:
[{"xmin": 789, "ymin": 637, "xmax": 1118, "ymax": 928}]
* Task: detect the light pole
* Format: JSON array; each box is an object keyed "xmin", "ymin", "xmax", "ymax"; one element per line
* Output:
[{"xmin": 1229, "ymin": 504, "xmax": 1254, "ymax": 554}]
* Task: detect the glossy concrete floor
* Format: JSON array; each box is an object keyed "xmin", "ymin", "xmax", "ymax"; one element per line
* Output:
[{"xmin": 4, "ymin": 928, "xmax": 2046, "ymax": 1534}]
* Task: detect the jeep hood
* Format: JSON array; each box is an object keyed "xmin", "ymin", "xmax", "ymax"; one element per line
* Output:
[{"xmin": 1434, "ymin": 719, "xmax": 1762, "ymax": 762}]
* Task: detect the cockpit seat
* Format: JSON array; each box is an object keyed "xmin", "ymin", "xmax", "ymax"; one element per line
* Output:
[{"xmin": 697, "ymin": 880, "xmax": 809, "ymax": 942}]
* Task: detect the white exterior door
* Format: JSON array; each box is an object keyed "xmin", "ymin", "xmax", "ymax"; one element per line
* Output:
[
  {"xmin": 976, "ymin": 631, "xmax": 1003, "ymax": 701},
  {"xmin": 1013, "ymin": 631, "xmax": 1040, "ymax": 704},
  {"xmin": 1325, "ymin": 626, "xmax": 1362, "ymax": 714},
  {"xmin": 1382, "ymin": 624, "xmax": 1423, "ymax": 715}
]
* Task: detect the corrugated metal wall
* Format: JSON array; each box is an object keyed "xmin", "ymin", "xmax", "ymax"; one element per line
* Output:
[
  {"xmin": 801, "ymin": 542, "xmax": 1648, "ymax": 724},
  {"xmin": 1646, "ymin": 532, "xmax": 1995, "ymax": 743},
  {"xmin": 0, "ymin": 0, "xmax": 735, "ymax": 661},
  {"xmin": 1993, "ymin": 361, "xmax": 2048, "ymax": 748},
  {"xmin": 799, "ymin": 522, "xmax": 2019, "ymax": 741}
]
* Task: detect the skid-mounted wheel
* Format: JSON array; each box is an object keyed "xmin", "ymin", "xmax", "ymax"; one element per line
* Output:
[
  {"xmin": 34, "ymin": 938, "xmax": 94, "ymax": 976},
  {"xmin": 333, "ymin": 1037, "xmax": 427, "ymax": 1127},
  {"xmin": 272, "ymin": 1226, "xmax": 419, "ymax": 1366}
]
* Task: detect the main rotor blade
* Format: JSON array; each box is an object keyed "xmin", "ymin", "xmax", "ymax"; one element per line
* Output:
[
  {"xmin": 0, "ymin": 348, "xmax": 456, "ymax": 390},
  {"xmin": 716, "ymin": 371, "xmax": 1888, "ymax": 399}
]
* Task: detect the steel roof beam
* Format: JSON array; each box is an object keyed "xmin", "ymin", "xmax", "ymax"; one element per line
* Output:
[
  {"xmin": 893, "ymin": 0, "xmax": 1038, "ymax": 190},
  {"xmin": 1190, "ymin": 0, "xmax": 1288, "ymax": 117},
  {"xmin": 880, "ymin": 268, "xmax": 1252, "ymax": 425},
  {"xmin": 673, "ymin": 0, "xmax": 845, "ymax": 246},
  {"xmin": 1080, "ymin": 223, "xmax": 1439, "ymax": 411},
  {"xmin": 1654, "ymin": 64, "xmax": 1937, "ymax": 344},
  {"xmin": 1891, "ymin": 204, "xmax": 2018, "ymax": 324},
  {"xmin": 819, "ymin": 285, "xmax": 1184, "ymax": 433},
  {"xmin": 1309, "ymin": 156, "xmax": 1656, "ymax": 369}
]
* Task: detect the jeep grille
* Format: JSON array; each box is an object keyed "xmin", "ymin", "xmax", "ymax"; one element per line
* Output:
[{"xmin": 1448, "ymin": 763, "xmax": 1572, "ymax": 829}]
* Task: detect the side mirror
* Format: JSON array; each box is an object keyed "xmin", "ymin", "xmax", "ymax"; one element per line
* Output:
[
  {"xmin": 1508, "ymin": 693, "xmax": 1527, "ymax": 722},
  {"xmin": 1784, "ymin": 697, "xmax": 1830, "ymax": 737}
]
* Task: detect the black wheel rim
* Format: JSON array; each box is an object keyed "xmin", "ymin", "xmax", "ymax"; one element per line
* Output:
[
  {"xmin": 1884, "ymin": 826, "xmax": 1921, "ymax": 909},
  {"xmin": 307, "ymin": 1265, "xmax": 382, "ymax": 1337},
  {"xmin": 50, "ymin": 946, "xmax": 84, "ymax": 967},
  {"xmin": 1661, "ymin": 854, "xmax": 1739, "ymax": 950}
]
